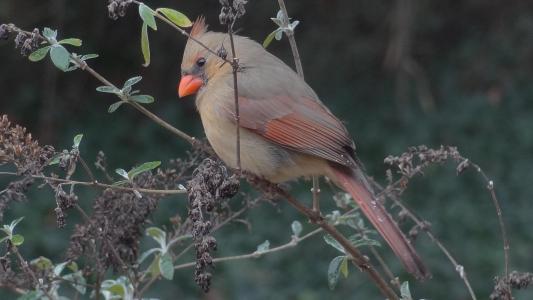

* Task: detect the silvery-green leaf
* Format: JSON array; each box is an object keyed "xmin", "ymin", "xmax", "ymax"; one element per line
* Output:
[
  {"xmin": 115, "ymin": 168, "xmax": 129, "ymax": 180},
  {"xmin": 289, "ymin": 20, "xmax": 300, "ymax": 31},
  {"xmin": 138, "ymin": 4, "xmax": 157, "ymax": 30},
  {"xmin": 327, "ymin": 256, "xmax": 345, "ymax": 290},
  {"xmin": 108, "ymin": 101, "xmax": 125, "ymax": 113},
  {"xmin": 270, "ymin": 17, "xmax": 283, "ymax": 27},
  {"xmin": 62, "ymin": 270, "xmax": 87, "ymax": 294},
  {"xmin": 275, "ymin": 30, "xmax": 283, "ymax": 41},
  {"xmin": 323, "ymin": 234, "xmax": 345, "ymax": 254},
  {"xmin": 96, "ymin": 86, "xmax": 119, "ymax": 94},
  {"xmin": 50, "ymin": 45, "xmax": 70, "ymax": 71},
  {"xmin": 130, "ymin": 95, "xmax": 154, "ymax": 103},
  {"xmin": 123, "ymin": 76, "xmax": 142, "ymax": 89},
  {"xmin": 81, "ymin": 54, "xmax": 99, "ymax": 61},
  {"xmin": 43, "ymin": 28, "xmax": 57, "ymax": 40},
  {"xmin": 138, "ymin": 248, "xmax": 161, "ymax": 264},
  {"xmin": 73, "ymin": 134, "xmax": 83, "ymax": 148},
  {"xmin": 53, "ymin": 262, "xmax": 69, "ymax": 276},
  {"xmin": 291, "ymin": 220, "xmax": 302, "ymax": 237},
  {"xmin": 256, "ymin": 240, "xmax": 270, "ymax": 253},
  {"xmin": 159, "ymin": 253, "xmax": 174, "ymax": 280},
  {"xmin": 400, "ymin": 281, "xmax": 413, "ymax": 300}
]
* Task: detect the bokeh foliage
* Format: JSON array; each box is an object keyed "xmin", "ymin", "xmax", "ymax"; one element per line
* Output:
[{"xmin": 1, "ymin": 0, "xmax": 533, "ymax": 299}]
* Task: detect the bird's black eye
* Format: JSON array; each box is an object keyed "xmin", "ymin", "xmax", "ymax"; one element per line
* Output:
[{"xmin": 196, "ymin": 57, "xmax": 206, "ymax": 67}]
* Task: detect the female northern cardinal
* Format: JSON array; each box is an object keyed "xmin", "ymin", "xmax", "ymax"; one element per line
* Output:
[{"xmin": 178, "ymin": 18, "xmax": 430, "ymax": 280}]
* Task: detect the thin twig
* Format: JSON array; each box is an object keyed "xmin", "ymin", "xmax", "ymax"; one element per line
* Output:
[
  {"xmin": 174, "ymin": 228, "xmax": 322, "ymax": 270},
  {"xmin": 276, "ymin": 0, "xmax": 321, "ymax": 214},
  {"xmin": 247, "ymin": 175, "xmax": 399, "ymax": 300},
  {"xmin": 370, "ymin": 179, "xmax": 478, "ymax": 300},
  {"xmin": 227, "ymin": 19, "xmax": 242, "ymax": 173},
  {"xmin": 276, "ymin": 0, "xmax": 304, "ymax": 78},
  {"xmin": 470, "ymin": 162, "xmax": 511, "ymax": 298},
  {"xmin": 0, "ymin": 172, "xmax": 186, "ymax": 195},
  {"xmin": 11, "ymin": 244, "xmax": 55, "ymax": 300}
]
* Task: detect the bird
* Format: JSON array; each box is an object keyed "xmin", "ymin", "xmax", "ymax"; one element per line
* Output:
[{"xmin": 177, "ymin": 17, "xmax": 430, "ymax": 280}]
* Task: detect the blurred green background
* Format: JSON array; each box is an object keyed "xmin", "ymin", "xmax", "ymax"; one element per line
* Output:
[{"xmin": 1, "ymin": 0, "xmax": 533, "ymax": 299}]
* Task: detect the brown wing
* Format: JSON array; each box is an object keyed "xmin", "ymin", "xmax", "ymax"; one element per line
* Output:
[{"xmin": 231, "ymin": 95, "xmax": 357, "ymax": 168}]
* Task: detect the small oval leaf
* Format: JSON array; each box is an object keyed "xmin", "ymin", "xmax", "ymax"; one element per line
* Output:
[
  {"xmin": 141, "ymin": 23, "xmax": 150, "ymax": 67},
  {"xmin": 128, "ymin": 161, "xmax": 161, "ymax": 179},
  {"xmin": 291, "ymin": 220, "xmax": 302, "ymax": 237},
  {"xmin": 73, "ymin": 134, "xmax": 83, "ymax": 148},
  {"xmin": 159, "ymin": 253, "xmax": 174, "ymax": 280},
  {"xmin": 108, "ymin": 101, "xmax": 125, "ymax": 113},
  {"xmin": 28, "ymin": 46, "xmax": 51, "ymax": 62},
  {"xmin": 58, "ymin": 38, "xmax": 82, "ymax": 47},
  {"xmin": 50, "ymin": 45, "xmax": 70, "ymax": 71},
  {"xmin": 123, "ymin": 76, "xmax": 142, "ymax": 89},
  {"xmin": 327, "ymin": 256, "xmax": 345, "ymax": 290},
  {"xmin": 130, "ymin": 95, "xmax": 154, "ymax": 103},
  {"xmin": 115, "ymin": 168, "xmax": 129, "ymax": 180},
  {"xmin": 139, "ymin": 4, "xmax": 157, "ymax": 30},
  {"xmin": 157, "ymin": 8, "xmax": 192, "ymax": 27},
  {"xmin": 263, "ymin": 30, "xmax": 277, "ymax": 48},
  {"xmin": 11, "ymin": 234, "xmax": 24, "ymax": 246}
]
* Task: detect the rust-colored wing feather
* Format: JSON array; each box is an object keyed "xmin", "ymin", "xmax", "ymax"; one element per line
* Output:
[{"xmin": 234, "ymin": 96, "xmax": 357, "ymax": 167}]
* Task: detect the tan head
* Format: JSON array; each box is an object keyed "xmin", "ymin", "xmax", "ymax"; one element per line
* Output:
[{"xmin": 178, "ymin": 17, "xmax": 231, "ymax": 98}]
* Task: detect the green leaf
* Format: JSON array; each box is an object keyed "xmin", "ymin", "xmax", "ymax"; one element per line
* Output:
[
  {"xmin": 263, "ymin": 30, "xmax": 277, "ymax": 48},
  {"xmin": 30, "ymin": 256, "xmax": 53, "ymax": 271},
  {"xmin": 96, "ymin": 86, "xmax": 120, "ymax": 94},
  {"xmin": 80, "ymin": 54, "xmax": 99, "ymax": 61},
  {"xmin": 291, "ymin": 220, "xmax": 302, "ymax": 237},
  {"xmin": 128, "ymin": 161, "xmax": 161, "ymax": 179},
  {"xmin": 130, "ymin": 95, "xmax": 154, "ymax": 103},
  {"xmin": 327, "ymin": 256, "xmax": 345, "ymax": 290},
  {"xmin": 73, "ymin": 134, "xmax": 83, "ymax": 148},
  {"xmin": 255, "ymin": 240, "xmax": 270, "ymax": 253},
  {"xmin": 138, "ymin": 248, "xmax": 161, "ymax": 264},
  {"xmin": 139, "ymin": 3, "xmax": 157, "ymax": 30},
  {"xmin": 59, "ymin": 38, "xmax": 82, "ymax": 47},
  {"xmin": 108, "ymin": 101, "xmax": 125, "ymax": 113},
  {"xmin": 115, "ymin": 168, "xmax": 129, "ymax": 180},
  {"xmin": 148, "ymin": 255, "xmax": 161, "ymax": 278},
  {"xmin": 141, "ymin": 23, "xmax": 151, "ymax": 67},
  {"xmin": 50, "ymin": 45, "xmax": 71, "ymax": 71},
  {"xmin": 157, "ymin": 8, "xmax": 192, "ymax": 27},
  {"xmin": 63, "ymin": 270, "xmax": 87, "ymax": 295},
  {"xmin": 123, "ymin": 76, "xmax": 142, "ymax": 89},
  {"xmin": 28, "ymin": 46, "xmax": 51, "ymax": 62},
  {"xmin": 400, "ymin": 281, "xmax": 413, "ymax": 300},
  {"xmin": 48, "ymin": 154, "xmax": 61, "ymax": 165},
  {"xmin": 348, "ymin": 235, "xmax": 381, "ymax": 248},
  {"xmin": 146, "ymin": 227, "xmax": 166, "ymax": 241},
  {"xmin": 323, "ymin": 234, "xmax": 345, "ymax": 254},
  {"xmin": 68, "ymin": 261, "xmax": 79, "ymax": 272},
  {"xmin": 53, "ymin": 261, "xmax": 69, "ymax": 276},
  {"xmin": 43, "ymin": 28, "xmax": 57, "ymax": 40},
  {"xmin": 159, "ymin": 253, "xmax": 174, "ymax": 280},
  {"xmin": 11, "ymin": 234, "xmax": 24, "ymax": 246},
  {"xmin": 340, "ymin": 256, "xmax": 349, "ymax": 278}
]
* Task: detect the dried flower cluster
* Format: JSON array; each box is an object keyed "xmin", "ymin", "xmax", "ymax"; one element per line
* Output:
[
  {"xmin": 490, "ymin": 271, "xmax": 533, "ymax": 300},
  {"xmin": 0, "ymin": 115, "xmax": 55, "ymax": 220},
  {"xmin": 219, "ymin": 0, "xmax": 248, "ymax": 26},
  {"xmin": 384, "ymin": 145, "xmax": 468, "ymax": 178},
  {"xmin": 0, "ymin": 24, "xmax": 44, "ymax": 57},
  {"xmin": 187, "ymin": 158, "xmax": 239, "ymax": 292},
  {"xmin": 107, "ymin": 0, "xmax": 133, "ymax": 20}
]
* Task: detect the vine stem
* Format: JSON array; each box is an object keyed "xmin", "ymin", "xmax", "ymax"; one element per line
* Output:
[{"xmin": 227, "ymin": 18, "xmax": 242, "ymax": 173}]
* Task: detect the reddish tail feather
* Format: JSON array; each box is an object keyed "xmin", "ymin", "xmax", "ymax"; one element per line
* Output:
[{"xmin": 330, "ymin": 166, "xmax": 431, "ymax": 280}]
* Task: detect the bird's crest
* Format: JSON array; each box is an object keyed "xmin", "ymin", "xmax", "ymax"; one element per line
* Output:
[{"xmin": 190, "ymin": 16, "xmax": 208, "ymax": 38}]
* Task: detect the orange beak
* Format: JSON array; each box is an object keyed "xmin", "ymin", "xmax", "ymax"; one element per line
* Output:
[{"xmin": 178, "ymin": 75, "xmax": 203, "ymax": 98}]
